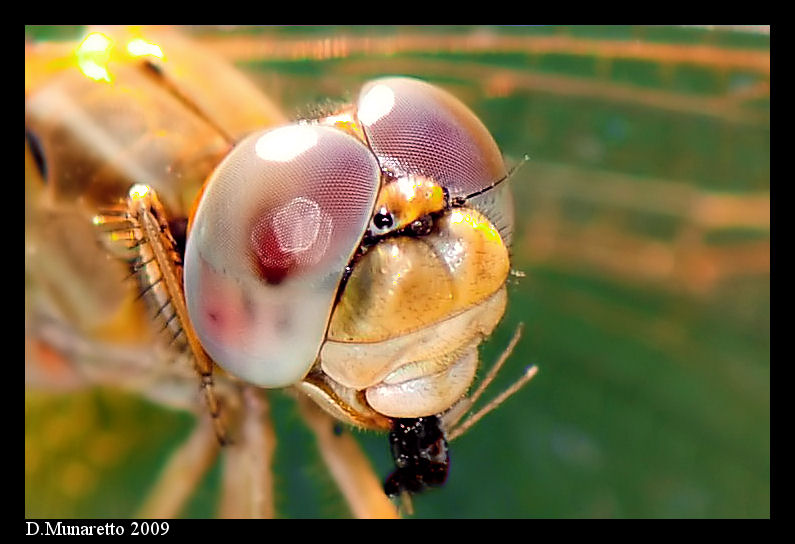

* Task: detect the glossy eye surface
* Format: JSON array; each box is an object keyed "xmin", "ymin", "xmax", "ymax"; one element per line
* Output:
[
  {"xmin": 185, "ymin": 125, "xmax": 380, "ymax": 388},
  {"xmin": 356, "ymin": 77, "xmax": 507, "ymax": 199}
]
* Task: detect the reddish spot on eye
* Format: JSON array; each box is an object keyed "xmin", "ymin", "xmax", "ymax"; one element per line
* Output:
[
  {"xmin": 207, "ymin": 310, "xmax": 221, "ymax": 325},
  {"xmin": 250, "ymin": 197, "xmax": 333, "ymax": 285},
  {"xmin": 198, "ymin": 260, "xmax": 246, "ymax": 344},
  {"xmin": 250, "ymin": 222, "xmax": 293, "ymax": 285},
  {"xmin": 204, "ymin": 300, "xmax": 233, "ymax": 339}
]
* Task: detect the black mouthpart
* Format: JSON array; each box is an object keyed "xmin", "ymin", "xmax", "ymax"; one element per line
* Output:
[{"xmin": 383, "ymin": 416, "xmax": 450, "ymax": 498}]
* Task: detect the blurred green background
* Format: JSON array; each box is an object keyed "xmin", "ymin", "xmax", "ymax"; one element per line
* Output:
[{"xmin": 25, "ymin": 25, "xmax": 770, "ymax": 518}]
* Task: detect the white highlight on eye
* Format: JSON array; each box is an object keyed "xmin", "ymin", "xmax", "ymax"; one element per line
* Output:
[
  {"xmin": 255, "ymin": 126, "xmax": 318, "ymax": 162},
  {"xmin": 266, "ymin": 197, "xmax": 332, "ymax": 268},
  {"xmin": 273, "ymin": 197, "xmax": 321, "ymax": 254},
  {"xmin": 358, "ymin": 83, "xmax": 395, "ymax": 125}
]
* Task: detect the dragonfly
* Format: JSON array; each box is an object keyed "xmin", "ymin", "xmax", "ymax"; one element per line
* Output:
[{"xmin": 25, "ymin": 25, "xmax": 536, "ymax": 518}]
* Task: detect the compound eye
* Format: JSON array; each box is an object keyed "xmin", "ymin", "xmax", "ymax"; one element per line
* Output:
[
  {"xmin": 356, "ymin": 77, "xmax": 506, "ymax": 198},
  {"xmin": 185, "ymin": 125, "xmax": 380, "ymax": 388},
  {"xmin": 245, "ymin": 126, "xmax": 381, "ymax": 284}
]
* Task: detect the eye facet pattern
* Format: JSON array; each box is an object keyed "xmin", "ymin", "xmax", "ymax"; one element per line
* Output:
[
  {"xmin": 357, "ymin": 77, "xmax": 507, "ymax": 199},
  {"xmin": 250, "ymin": 195, "xmax": 335, "ymax": 285}
]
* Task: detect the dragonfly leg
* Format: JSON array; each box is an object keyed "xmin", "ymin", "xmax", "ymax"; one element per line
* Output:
[
  {"xmin": 136, "ymin": 416, "xmax": 222, "ymax": 518},
  {"xmin": 295, "ymin": 393, "xmax": 400, "ymax": 519},
  {"xmin": 218, "ymin": 386, "xmax": 277, "ymax": 518},
  {"xmin": 95, "ymin": 185, "xmax": 231, "ymax": 445}
]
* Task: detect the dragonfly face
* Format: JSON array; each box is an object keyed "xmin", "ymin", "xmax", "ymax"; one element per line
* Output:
[
  {"xmin": 26, "ymin": 27, "xmax": 519, "ymax": 509},
  {"xmin": 186, "ymin": 76, "xmax": 514, "ymax": 432}
]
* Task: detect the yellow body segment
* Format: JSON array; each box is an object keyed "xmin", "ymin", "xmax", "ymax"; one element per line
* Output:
[{"xmin": 372, "ymin": 175, "xmax": 446, "ymax": 232}]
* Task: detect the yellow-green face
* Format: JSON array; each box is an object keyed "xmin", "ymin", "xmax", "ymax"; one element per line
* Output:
[{"xmin": 323, "ymin": 204, "xmax": 510, "ymax": 420}]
